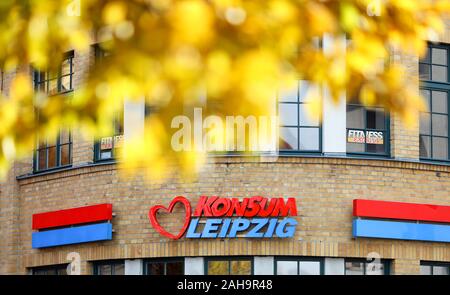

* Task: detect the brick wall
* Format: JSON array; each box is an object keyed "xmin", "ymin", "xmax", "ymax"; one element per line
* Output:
[
  {"xmin": 1, "ymin": 21, "xmax": 450, "ymax": 276},
  {"xmin": 8, "ymin": 157, "xmax": 450, "ymax": 275}
]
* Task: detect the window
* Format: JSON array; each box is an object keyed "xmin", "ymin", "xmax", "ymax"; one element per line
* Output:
[
  {"xmin": 278, "ymin": 81, "xmax": 321, "ymax": 152},
  {"xmin": 34, "ymin": 129, "xmax": 72, "ymax": 172},
  {"xmin": 93, "ymin": 45, "xmax": 124, "ymax": 161},
  {"xmin": 344, "ymin": 258, "xmax": 390, "ymax": 275},
  {"xmin": 31, "ymin": 264, "xmax": 68, "ymax": 275},
  {"xmin": 33, "ymin": 51, "xmax": 74, "ymax": 172},
  {"xmin": 205, "ymin": 257, "xmax": 252, "ymax": 275},
  {"xmin": 94, "ymin": 113, "xmax": 124, "ymax": 161},
  {"xmin": 275, "ymin": 257, "xmax": 323, "ymax": 275},
  {"xmin": 419, "ymin": 43, "xmax": 449, "ymax": 161},
  {"xmin": 93, "ymin": 260, "xmax": 125, "ymax": 275},
  {"xmin": 144, "ymin": 258, "xmax": 184, "ymax": 275},
  {"xmin": 34, "ymin": 51, "xmax": 74, "ymax": 95},
  {"xmin": 346, "ymin": 103, "xmax": 389, "ymax": 155},
  {"xmin": 419, "ymin": 44, "xmax": 448, "ymax": 83},
  {"xmin": 420, "ymin": 261, "xmax": 450, "ymax": 275}
]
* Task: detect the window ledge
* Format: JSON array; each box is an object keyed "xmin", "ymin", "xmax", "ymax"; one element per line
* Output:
[
  {"xmin": 16, "ymin": 154, "xmax": 450, "ymax": 181},
  {"xmin": 17, "ymin": 161, "xmax": 116, "ymax": 180}
]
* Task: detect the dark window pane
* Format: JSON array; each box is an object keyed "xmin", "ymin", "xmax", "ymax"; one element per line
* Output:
[
  {"xmin": 347, "ymin": 105, "xmax": 364, "ymax": 128},
  {"xmin": 366, "ymin": 143, "xmax": 385, "ymax": 153},
  {"xmin": 366, "ymin": 108, "xmax": 385, "ymax": 129},
  {"xmin": 432, "ymin": 114, "xmax": 448, "ymax": 136},
  {"xmin": 38, "ymin": 149, "xmax": 47, "ymax": 170},
  {"xmin": 33, "ymin": 269, "xmax": 48, "ymax": 275},
  {"xmin": 432, "ymin": 48, "xmax": 447, "ymax": 65},
  {"xmin": 279, "ymin": 127, "xmax": 298, "ymax": 150},
  {"xmin": 279, "ymin": 104, "xmax": 298, "ymax": 125},
  {"xmin": 148, "ymin": 262, "xmax": 164, "ymax": 275},
  {"xmin": 432, "ymin": 91, "xmax": 448, "ymax": 114},
  {"xmin": 419, "ymin": 64, "xmax": 430, "ymax": 80},
  {"xmin": 432, "ymin": 137, "xmax": 448, "ymax": 159},
  {"xmin": 432, "ymin": 65, "xmax": 447, "ymax": 82},
  {"xmin": 60, "ymin": 144, "xmax": 70, "ymax": 165},
  {"xmin": 56, "ymin": 267, "xmax": 68, "ymax": 275},
  {"xmin": 299, "ymin": 128, "xmax": 319, "ymax": 151},
  {"xmin": 419, "ymin": 113, "xmax": 431, "ymax": 135},
  {"xmin": 98, "ymin": 264, "xmax": 112, "ymax": 275},
  {"xmin": 113, "ymin": 263, "xmax": 124, "ymax": 275},
  {"xmin": 419, "ymin": 135, "xmax": 431, "ymax": 158},
  {"xmin": 47, "ymin": 146, "xmax": 57, "ymax": 168},
  {"xmin": 166, "ymin": 262, "xmax": 183, "ymax": 275}
]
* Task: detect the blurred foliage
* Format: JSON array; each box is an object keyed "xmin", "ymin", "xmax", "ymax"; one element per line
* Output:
[{"xmin": 0, "ymin": 0, "xmax": 449, "ymax": 179}]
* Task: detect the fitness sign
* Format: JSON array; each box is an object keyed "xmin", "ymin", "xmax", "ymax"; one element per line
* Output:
[{"xmin": 149, "ymin": 196, "xmax": 298, "ymax": 239}]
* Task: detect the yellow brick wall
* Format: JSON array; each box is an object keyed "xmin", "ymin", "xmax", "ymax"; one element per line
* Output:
[
  {"xmin": 8, "ymin": 157, "xmax": 450, "ymax": 275},
  {"xmin": 1, "ymin": 20, "xmax": 450, "ymax": 276}
]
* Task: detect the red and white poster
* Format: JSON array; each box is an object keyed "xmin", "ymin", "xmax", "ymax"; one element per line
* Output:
[
  {"xmin": 100, "ymin": 137, "xmax": 113, "ymax": 150},
  {"xmin": 347, "ymin": 130, "xmax": 366, "ymax": 143}
]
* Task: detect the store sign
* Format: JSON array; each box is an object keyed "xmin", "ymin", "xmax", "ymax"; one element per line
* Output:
[
  {"xmin": 100, "ymin": 136, "xmax": 113, "ymax": 150},
  {"xmin": 347, "ymin": 130, "xmax": 383, "ymax": 145},
  {"xmin": 32, "ymin": 204, "xmax": 113, "ymax": 248},
  {"xmin": 353, "ymin": 199, "xmax": 450, "ymax": 243},
  {"xmin": 149, "ymin": 196, "xmax": 298, "ymax": 240},
  {"xmin": 114, "ymin": 134, "xmax": 124, "ymax": 148}
]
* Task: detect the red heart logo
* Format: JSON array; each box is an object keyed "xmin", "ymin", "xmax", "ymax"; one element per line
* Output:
[{"xmin": 149, "ymin": 196, "xmax": 191, "ymax": 240}]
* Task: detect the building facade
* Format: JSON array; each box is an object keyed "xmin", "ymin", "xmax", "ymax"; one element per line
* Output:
[{"xmin": 1, "ymin": 29, "xmax": 450, "ymax": 275}]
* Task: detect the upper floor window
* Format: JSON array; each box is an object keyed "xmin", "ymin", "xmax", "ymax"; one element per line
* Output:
[
  {"xmin": 93, "ymin": 45, "xmax": 124, "ymax": 162},
  {"xmin": 420, "ymin": 261, "xmax": 450, "ymax": 275},
  {"xmin": 419, "ymin": 43, "xmax": 449, "ymax": 161},
  {"xmin": 346, "ymin": 103, "xmax": 389, "ymax": 156},
  {"xmin": 275, "ymin": 257, "xmax": 323, "ymax": 275},
  {"xmin": 33, "ymin": 51, "xmax": 74, "ymax": 172},
  {"xmin": 278, "ymin": 81, "xmax": 321, "ymax": 152},
  {"xmin": 34, "ymin": 51, "xmax": 74, "ymax": 95},
  {"xmin": 34, "ymin": 129, "xmax": 72, "ymax": 172},
  {"xmin": 205, "ymin": 257, "xmax": 252, "ymax": 275},
  {"xmin": 95, "ymin": 113, "xmax": 124, "ymax": 161},
  {"xmin": 419, "ymin": 44, "xmax": 448, "ymax": 83}
]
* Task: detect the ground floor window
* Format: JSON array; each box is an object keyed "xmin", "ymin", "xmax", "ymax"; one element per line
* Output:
[
  {"xmin": 144, "ymin": 258, "xmax": 184, "ymax": 275},
  {"xmin": 344, "ymin": 258, "xmax": 390, "ymax": 275},
  {"xmin": 30, "ymin": 264, "xmax": 68, "ymax": 275},
  {"xmin": 275, "ymin": 257, "xmax": 323, "ymax": 275},
  {"xmin": 93, "ymin": 260, "xmax": 125, "ymax": 275},
  {"xmin": 205, "ymin": 257, "xmax": 252, "ymax": 275},
  {"xmin": 420, "ymin": 261, "xmax": 450, "ymax": 275}
]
